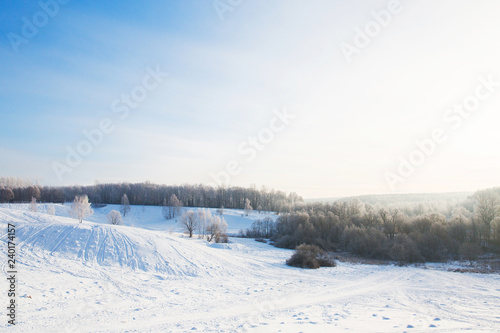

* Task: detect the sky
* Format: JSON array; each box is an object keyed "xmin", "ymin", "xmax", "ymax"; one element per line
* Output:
[{"xmin": 1, "ymin": 0, "xmax": 500, "ymax": 199}]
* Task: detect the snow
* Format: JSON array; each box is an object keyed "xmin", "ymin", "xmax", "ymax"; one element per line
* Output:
[{"xmin": 1, "ymin": 204, "xmax": 500, "ymax": 332}]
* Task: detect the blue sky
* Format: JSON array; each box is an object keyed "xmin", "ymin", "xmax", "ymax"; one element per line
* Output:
[{"xmin": 1, "ymin": 0, "xmax": 500, "ymax": 198}]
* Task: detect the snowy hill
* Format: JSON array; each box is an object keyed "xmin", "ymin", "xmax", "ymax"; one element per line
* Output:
[
  {"xmin": 0, "ymin": 202, "xmax": 276, "ymax": 234},
  {"xmin": 1, "ymin": 204, "xmax": 280, "ymax": 277},
  {"xmin": 1, "ymin": 205, "xmax": 499, "ymax": 332}
]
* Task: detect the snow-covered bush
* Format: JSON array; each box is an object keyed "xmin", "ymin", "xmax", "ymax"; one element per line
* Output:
[
  {"xmin": 286, "ymin": 244, "xmax": 336, "ymax": 269},
  {"xmin": 107, "ymin": 210, "xmax": 122, "ymax": 225},
  {"xmin": 207, "ymin": 215, "xmax": 228, "ymax": 243}
]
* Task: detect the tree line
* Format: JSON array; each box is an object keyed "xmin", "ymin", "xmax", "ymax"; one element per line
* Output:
[
  {"xmin": 244, "ymin": 187, "xmax": 500, "ymax": 264},
  {"xmin": 0, "ymin": 182, "xmax": 302, "ymax": 212}
]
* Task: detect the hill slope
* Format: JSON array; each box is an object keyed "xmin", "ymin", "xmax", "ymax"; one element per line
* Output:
[{"xmin": 1, "ymin": 205, "xmax": 499, "ymax": 332}]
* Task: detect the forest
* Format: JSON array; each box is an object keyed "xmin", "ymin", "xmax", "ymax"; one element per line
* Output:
[
  {"xmin": 0, "ymin": 178, "xmax": 302, "ymax": 212},
  {"xmin": 244, "ymin": 187, "xmax": 500, "ymax": 264}
]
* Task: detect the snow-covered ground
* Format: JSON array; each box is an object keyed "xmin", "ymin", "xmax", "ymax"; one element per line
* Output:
[
  {"xmin": 1, "ymin": 204, "xmax": 499, "ymax": 332},
  {"xmin": 0, "ymin": 203, "xmax": 276, "ymax": 235}
]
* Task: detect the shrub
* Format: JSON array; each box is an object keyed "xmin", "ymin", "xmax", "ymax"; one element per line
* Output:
[
  {"xmin": 214, "ymin": 233, "xmax": 228, "ymax": 243},
  {"xmin": 342, "ymin": 227, "xmax": 388, "ymax": 258},
  {"xmin": 274, "ymin": 234, "xmax": 300, "ymax": 249},
  {"xmin": 389, "ymin": 235, "xmax": 424, "ymax": 265},
  {"xmin": 459, "ymin": 242, "xmax": 481, "ymax": 264},
  {"xmin": 207, "ymin": 216, "xmax": 228, "ymax": 243},
  {"xmin": 107, "ymin": 210, "xmax": 122, "ymax": 225},
  {"xmin": 286, "ymin": 244, "xmax": 336, "ymax": 269}
]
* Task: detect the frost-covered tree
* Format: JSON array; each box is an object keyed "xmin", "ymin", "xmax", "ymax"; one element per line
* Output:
[
  {"xmin": 107, "ymin": 210, "xmax": 122, "ymax": 225},
  {"xmin": 163, "ymin": 194, "xmax": 183, "ymax": 220},
  {"xmin": 474, "ymin": 189, "xmax": 500, "ymax": 243},
  {"xmin": 171, "ymin": 194, "xmax": 183, "ymax": 217},
  {"xmin": 29, "ymin": 197, "xmax": 37, "ymax": 212},
  {"xmin": 27, "ymin": 185, "xmax": 41, "ymax": 201},
  {"xmin": 179, "ymin": 210, "xmax": 198, "ymax": 238},
  {"xmin": 8, "ymin": 182, "xmax": 301, "ymax": 212},
  {"xmin": 216, "ymin": 205, "xmax": 224, "ymax": 216},
  {"xmin": 206, "ymin": 215, "xmax": 228, "ymax": 243},
  {"xmin": 197, "ymin": 208, "xmax": 211, "ymax": 239},
  {"xmin": 244, "ymin": 198, "xmax": 253, "ymax": 216},
  {"xmin": 46, "ymin": 204, "xmax": 55, "ymax": 216},
  {"xmin": 0, "ymin": 188, "xmax": 14, "ymax": 203},
  {"xmin": 120, "ymin": 194, "xmax": 131, "ymax": 217},
  {"xmin": 71, "ymin": 195, "xmax": 94, "ymax": 223}
]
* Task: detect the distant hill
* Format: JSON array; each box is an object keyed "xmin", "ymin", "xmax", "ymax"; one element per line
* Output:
[
  {"xmin": 304, "ymin": 197, "xmax": 342, "ymax": 203},
  {"xmin": 305, "ymin": 192, "xmax": 473, "ymax": 205}
]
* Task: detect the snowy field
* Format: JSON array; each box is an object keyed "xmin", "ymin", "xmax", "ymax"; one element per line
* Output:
[{"xmin": 1, "ymin": 204, "xmax": 499, "ymax": 332}]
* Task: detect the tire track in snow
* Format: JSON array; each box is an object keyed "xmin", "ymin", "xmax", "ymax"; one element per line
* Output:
[
  {"xmin": 168, "ymin": 243, "xmax": 202, "ymax": 277},
  {"xmin": 50, "ymin": 225, "xmax": 76, "ymax": 253},
  {"xmin": 16, "ymin": 224, "xmax": 51, "ymax": 248},
  {"xmin": 79, "ymin": 226, "xmax": 95, "ymax": 261},
  {"xmin": 96, "ymin": 228, "xmax": 109, "ymax": 264},
  {"xmin": 107, "ymin": 229, "xmax": 122, "ymax": 266},
  {"xmin": 120, "ymin": 233, "xmax": 141, "ymax": 270}
]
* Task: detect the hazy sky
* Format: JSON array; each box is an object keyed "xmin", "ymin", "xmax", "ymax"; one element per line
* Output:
[{"xmin": 1, "ymin": 0, "xmax": 500, "ymax": 198}]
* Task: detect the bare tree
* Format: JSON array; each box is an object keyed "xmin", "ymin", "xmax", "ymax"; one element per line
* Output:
[
  {"xmin": 474, "ymin": 189, "xmax": 500, "ymax": 244},
  {"xmin": 29, "ymin": 197, "xmax": 37, "ymax": 212},
  {"xmin": 460, "ymin": 242, "xmax": 481, "ymax": 264},
  {"xmin": 492, "ymin": 217, "xmax": 500, "ymax": 245},
  {"xmin": 107, "ymin": 210, "xmax": 122, "ymax": 225},
  {"xmin": 179, "ymin": 211, "xmax": 198, "ymax": 237},
  {"xmin": 120, "ymin": 194, "xmax": 131, "ymax": 217},
  {"xmin": 379, "ymin": 208, "xmax": 400, "ymax": 240},
  {"xmin": 71, "ymin": 195, "xmax": 94, "ymax": 223}
]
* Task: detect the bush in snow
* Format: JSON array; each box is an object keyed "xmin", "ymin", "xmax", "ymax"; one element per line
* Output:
[
  {"xmin": 107, "ymin": 210, "xmax": 122, "ymax": 225},
  {"xmin": 206, "ymin": 215, "xmax": 228, "ymax": 243},
  {"xmin": 286, "ymin": 244, "xmax": 336, "ymax": 269}
]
